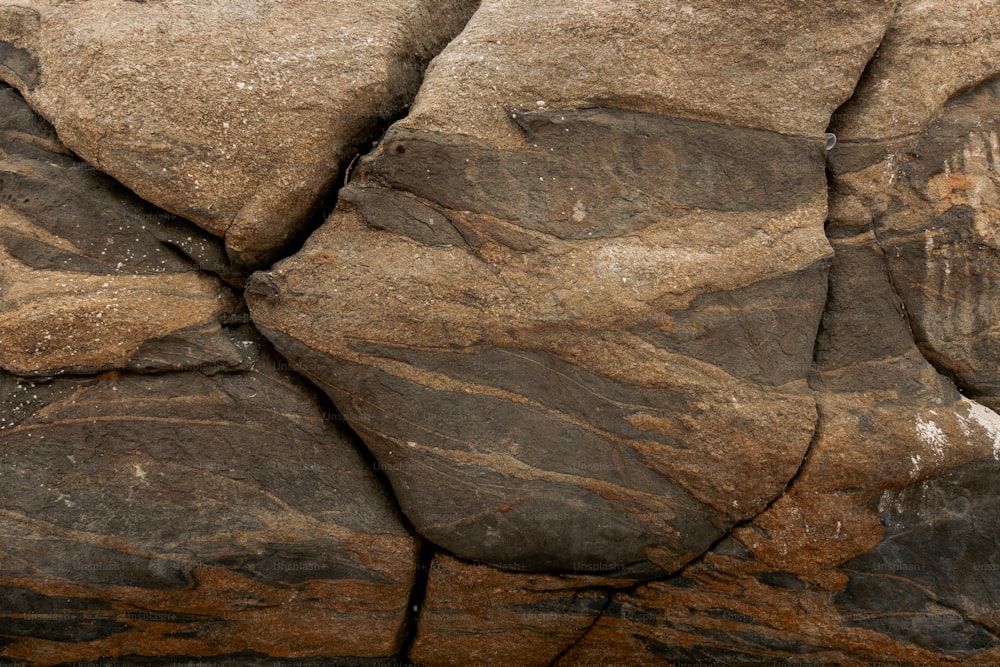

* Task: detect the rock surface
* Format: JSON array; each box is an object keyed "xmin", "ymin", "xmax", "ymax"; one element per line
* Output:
[
  {"xmin": 0, "ymin": 0, "xmax": 478, "ymax": 267},
  {"xmin": 556, "ymin": 230, "xmax": 1000, "ymax": 664},
  {"xmin": 409, "ymin": 553, "xmax": 615, "ymax": 667},
  {"xmin": 0, "ymin": 336, "xmax": 417, "ymax": 664},
  {"xmin": 0, "ymin": 83, "xmax": 244, "ymax": 377},
  {"xmin": 832, "ymin": 62, "xmax": 1000, "ymax": 410},
  {"xmin": 554, "ymin": 4, "xmax": 1000, "ymax": 663},
  {"xmin": 2, "ymin": 0, "xmax": 1000, "ymax": 664},
  {"xmin": 247, "ymin": 0, "xmax": 892, "ymax": 577}
]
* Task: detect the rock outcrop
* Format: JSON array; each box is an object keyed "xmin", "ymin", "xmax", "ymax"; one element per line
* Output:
[
  {"xmin": 0, "ymin": 83, "xmax": 245, "ymax": 377},
  {"xmin": 2, "ymin": 0, "xmax": 1000, "ymax": 664},
  {"xmin": 246, "ymin": 0, "xmax": 892, "ymax": 578},
  {"xmin": 0, "ymin": 83, "xmax": 416, "ymax": 664}
]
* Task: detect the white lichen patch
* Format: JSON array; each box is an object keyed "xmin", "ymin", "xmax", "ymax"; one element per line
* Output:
[
  {"xmin": 915, "ymin": 416, "xmax": 946, "ymax": 456},
  {"xmin": 959, "ymin": 398, "xmax": 1000, "ymax": 460}
]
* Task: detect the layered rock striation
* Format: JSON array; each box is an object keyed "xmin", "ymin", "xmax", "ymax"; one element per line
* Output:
[
  {"xmin": 246, "ymin": 0, "xmax": 893, "ymax": 579},
  {"xmin": 2, "ymin": 0, "xmax": 1000, "ymax": 664},
  {"xmin": 0, "ymin": 0, "xmax": 479, "ymax": 267}
]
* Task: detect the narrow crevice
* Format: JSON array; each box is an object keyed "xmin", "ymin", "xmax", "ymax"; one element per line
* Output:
[
  {"xmin": 254, "ymin": 112, "xmax": 410, "ymax": 274},
  {"xmin": 826, "ymin": 7, "xmax": 894, "ymax": 141},
  {"xmin": 257, "ymin": 346, "xmax": 436, "ymax": 663},
  {"xmin": 398, "ymin": 540, "xmax": 434, "ymax": 665},
  {"xmin": 249, "ymin": 4, "xmax": 482, "ymax": 275}
]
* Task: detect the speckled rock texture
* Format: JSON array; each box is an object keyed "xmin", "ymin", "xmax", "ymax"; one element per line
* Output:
[
  {"xmin": 3, "ymin": 0, "xmax": 1000, "ymax": 664},
  {"xmin": 0, "ymin": 0, "xmax": 478, "ymax": 267}
]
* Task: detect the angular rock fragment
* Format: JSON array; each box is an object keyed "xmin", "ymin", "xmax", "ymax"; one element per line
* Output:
[
  {"xmin": 0, "ymin": 340, "xmax": 417, "ymax": 664},
  {"xmin": 409, "ymin": 553, "xmax": 613, "ymax": 667},
  {"xmin": 0, "ymin": 83, "xmax": 249, "ymax": 377},
  {"xmin": 248, "ymin": 0, "xmax": 894, "ymax": 576},
  {"xmin": 0, "ymin": 0, "xmax": 479, "ymax": 267}
]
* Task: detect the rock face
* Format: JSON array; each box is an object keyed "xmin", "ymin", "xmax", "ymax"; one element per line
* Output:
[
  {"xmin": 831, "ymin": 29, "xmax": 1000, "ymax": 410},
  {"xmin": 0, "ymin": 0, "xmax": 478, "ymax": 267},
  {"xmin": 0, "ymin": 83, "xmax": 416, "ymax": 663},
  {"xmin": 409, "ymin": 553, "xmax": 614, "ymax": 667},
  {"xmin": 557, "ymin": 233, "xmax": 1000, "ymax": 664},
  {"xmin": 3, "ymin": 0, "xmax": 1000, "ymax": 664},
  {"xmin": 0, "ymin": 339, "xmax": 418, "ymax": 664},
  {"xmin": 246, "ymin": 0, "xmax": 891, "ymax": 578},
  {"xmin": 0, "ymin": 83, "xmax": 246, "ymax": 377}
]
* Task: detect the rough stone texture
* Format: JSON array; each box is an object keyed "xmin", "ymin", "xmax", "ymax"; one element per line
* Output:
[
  {"xmin": 0, "ymin": 0, "xmax": 478, "ymax": 267},
  {"xmin": 247, "ymin": 0, "xmax": 892, "ymax": 578},
  {"xmin": 554, "ymin": 210, "xmax": 1000, "ymax": 666},
  {"xmin": 551, "ymin": 4, "xmax": 1000, "ymax": 661},
  {"xmin": 409, "ymin": 552, "xmax": 615, "ymax": 667},
  {"xmin": 0, "ymin": 336, "xmax": 417, "ymax": 665},
  {"xmin": 832, "ymin": 0, "xmax": 1000, "ymax": 143},
  {"xmin": 832, "ymin": 79, "xmax": 1000, "ymax": 413},
  {"xmin": 0, "ymin": 83, "xmax": 244, "ymax": 377},
  {"xmin": 4, "ymin": 0, "xmax": 1000, "ymax": 664}
]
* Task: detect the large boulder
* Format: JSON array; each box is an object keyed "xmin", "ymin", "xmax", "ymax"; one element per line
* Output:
[
  {"xmin": 0, "ymin": 0, "xmax": 478, "ymax": 267},
  {"xmin": 553, "ymin": 194, "xmax": 1000, "ymax": 667},
  {"xmin": 553, "ymin": 3, "xmax": 1000, "ymax": 661},
  {"xmin": 831, "ymin": 16, "xmax": 1000, "ymax": 410},
  {"xmin": 247, "ymin": 0, "xmax": 894, "ymax": 576}
]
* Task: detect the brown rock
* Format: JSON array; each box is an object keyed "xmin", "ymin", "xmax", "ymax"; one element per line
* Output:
[
  {"xmin": 410, "ymin": 553, "xmax": 614, "ymax": 667},
  {"xmin": 559, "ymin": 4, "xmax": 1000, "ymax": 655},
  {"xmin": 0, "ymin": 0, "xmax": 478, "ymax": 267},
  {"xmin": 555, "ymin": 221, "xmax": 1000, "ymax": 667},
  {"xmin": 832, "ymin": 0, "xmax": 1000, "ymax": 143},
  {"xmin": 0, "ymin": 338, "xmax": 417, "ymax": 664},
  {"xmin": 247, "ymin": 0, "xmax": 891, "ymax": 576},
  {"xmin": 0, "ymin": 83, "xmax": 245, "ymax": 377},
  {"xmin": 404, "ymin": 0, "xmax": 893, "ymax": 144},
  {"xmin": 827, "ymin": 0, "xmax": 1000, "ymax": 409}
]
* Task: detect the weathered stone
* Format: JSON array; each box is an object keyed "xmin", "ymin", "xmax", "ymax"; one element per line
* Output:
[
  {"xmin": 558, "ymin": 5, "xmax": 1000, "ymax": 655},
  {"xmin": 5, "ymin": 0, "xmax": 1000, "ymax": 662},
  {"xmin": 832, "ymin": 0, "xmax": 1000, "ymax": 143},
  {"xmin": 247, "ymin": 0, "xmax": 892, "ymax": 577},
  {"xmin": 0, "ymin": 83, "xmax": 246, "ymax": 377},
  {"xmin": 402, "ymin": 0, "xmax": 894, "ymax": 143},
  {"xmin": 0, "ymin": 0, "xmax": 478, "ymax": 267},
  {"xmin": 556, "ymin": 225, "xmax": 1000, "ymax": 666},
  {"xmin": 827, "ymin": 1, "xmax": 1000, "ymax": 410},
  {"xmin": 0, "ymin": 339, "xmax": 417, "ymax": 664},
  {"xmin": 410, "ymin": 553, "xmax": 614, "ymax": 667}
]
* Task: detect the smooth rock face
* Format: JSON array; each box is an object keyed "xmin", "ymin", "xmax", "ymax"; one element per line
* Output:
[
  {"xmin": 0, "ymin": 0, "xmax": 478, "ymax": 267},
  {"xmin": 0, "ymin": 83, "xmax": 244, "ymax": 376},
  {"xmin": 0, "ymin": 338, "xmax": 417, "ymax": 663}
]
